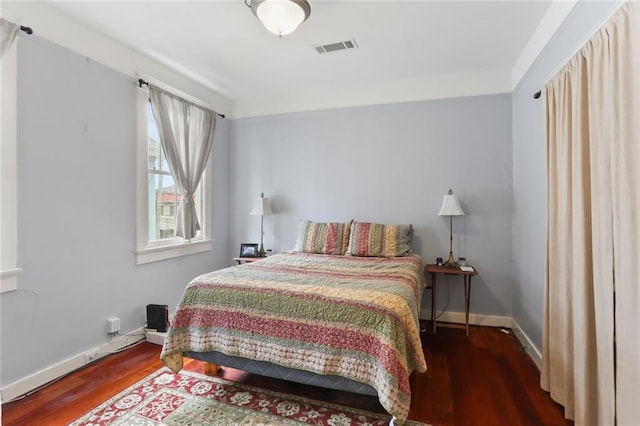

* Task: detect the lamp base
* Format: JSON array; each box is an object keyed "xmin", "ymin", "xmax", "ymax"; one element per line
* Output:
[
  {"xmin": 258, "ymin": 244, "xmax": 267, "ymax": 258},
  {"xmin": 444, "ymin": 251, "xmax": 458, "ymax": 268}
]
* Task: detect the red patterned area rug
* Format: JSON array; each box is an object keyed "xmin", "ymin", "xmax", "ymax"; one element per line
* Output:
[{"xmin": 69, "ymin": 368, "xmax": 427, "ymax": 425}]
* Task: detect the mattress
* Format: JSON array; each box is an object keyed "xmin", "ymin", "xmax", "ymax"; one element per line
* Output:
[{"xmin": 161, "ymin": 251, "xmax": 427, "ymax": 422}]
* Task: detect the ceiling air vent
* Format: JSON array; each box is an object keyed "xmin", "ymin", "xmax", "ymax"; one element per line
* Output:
[{"xmin": 313, "ymin": 39, "xmax": 359, "ymax": 54}]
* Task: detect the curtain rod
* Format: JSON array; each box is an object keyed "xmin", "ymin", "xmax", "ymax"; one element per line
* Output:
[
  {"xmin": 20, "ymin": 25, "xmax": 33, "ymax": 35},
  {"xmin": 533, "ymin": 90, "xmax": 541, "ymax": 99},
  {"xmin": 138, "ymin": 78, "xmax": 226, "ymax": 119}
]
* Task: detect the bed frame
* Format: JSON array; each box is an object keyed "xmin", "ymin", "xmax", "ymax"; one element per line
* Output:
[{"xmin": 186, "ymin": 350, "xmax": 378, "ymax": 396}]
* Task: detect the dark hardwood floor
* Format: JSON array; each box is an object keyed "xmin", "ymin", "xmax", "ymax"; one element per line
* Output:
[{"xmin": 2, "ymin": 324, "xmax": 572, "ymax": 426}]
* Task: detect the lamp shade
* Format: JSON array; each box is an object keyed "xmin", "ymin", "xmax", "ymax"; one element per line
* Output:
[
  {"xmin": 250, "ymin": 0, "xmax": 311, "ymax": 37},
  {"xmin": 250, "ymin": 193, "xmax": 273, "ymax": 216},
  {"xmin": 438, "ymin": 189, "xmax": 465, "ymax": 216}
]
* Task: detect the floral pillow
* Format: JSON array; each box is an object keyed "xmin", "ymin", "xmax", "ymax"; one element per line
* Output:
[
  {"xmin": 293, "ymin": 220, "xmax": 353, "ymax": 255},
  {"xmin": 346, "ymin": 221, "xmax": 413, "ymax": 257}
]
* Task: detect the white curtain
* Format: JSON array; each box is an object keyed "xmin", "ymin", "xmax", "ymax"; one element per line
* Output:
[
  {"xmin": 149, "ymin": 85, "xmax": 217, "ymax": 240},
  {"xmin": 542, "ymin": 2, "xmax": 640, "ymax": 425},
  {"xmin": 0, "ymin": 18, "xmax": 19, "ymax": 60}
]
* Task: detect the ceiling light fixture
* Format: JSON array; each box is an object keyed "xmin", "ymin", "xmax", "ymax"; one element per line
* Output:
[{"xmin": 246, "ymin": 0, "xmax": 311, "ymax": 37}]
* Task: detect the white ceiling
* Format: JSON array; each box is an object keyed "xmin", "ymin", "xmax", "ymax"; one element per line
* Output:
[{"xmin": 41, "ymin": 1, "xmax": 554, "ymax": 117}]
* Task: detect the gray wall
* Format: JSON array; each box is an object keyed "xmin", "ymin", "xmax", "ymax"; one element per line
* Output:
[
  {"xmin": 511, "ymin": 1, "xmax": 621, "ymax": 351},
  {"xmin": 0, "ymin": 35, "xmax": 231, "ymax": 386},
  {"xmin": 230, "ymin": 95, "xmax": 514, "ymax": 319}
]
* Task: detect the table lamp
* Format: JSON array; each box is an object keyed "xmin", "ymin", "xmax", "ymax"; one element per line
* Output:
[
  {"xmin": 250, "ymin": 192, "xmax": 273, "ymax": 257},
  {"xmin": 438, "ymin": 189, "xmax": 465, "ymax": 267}
]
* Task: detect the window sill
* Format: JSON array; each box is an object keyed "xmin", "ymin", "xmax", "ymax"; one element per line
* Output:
[
  {"xmin": 1, "ymin": 267, "xmax": 23, "ymax": 294},
  {"xmin": 135, "ymin": 239, "xmax": 212, "ymax": 265}
]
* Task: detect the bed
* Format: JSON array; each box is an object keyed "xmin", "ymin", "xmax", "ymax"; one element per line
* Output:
[{"xmin": 161, "ymin": 221, "xmax": 428, "ymax": 424}]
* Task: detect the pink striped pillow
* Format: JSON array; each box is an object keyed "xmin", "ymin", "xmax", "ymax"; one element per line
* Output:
[
  {"xmin": 293, "ymin": 220, "xmax": 353, "ymax": 255},
  {"xmin": 346, "ymin": 221, "xmax": 413, "ymax": 257}
]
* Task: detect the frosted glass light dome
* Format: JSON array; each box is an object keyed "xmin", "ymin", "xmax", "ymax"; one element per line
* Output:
[{"xmin": 251, "ymin": 0, "xmax": 311, "ymax": 37}]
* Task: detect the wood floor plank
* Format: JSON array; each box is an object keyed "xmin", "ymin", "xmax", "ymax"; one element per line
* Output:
[
  {"xmin": 421, "ymin": 351, "xmax": 454, "ymax": 424},
  {"xmin": 495, "ymin": 354, "xmax": 543, "ymax": 425},
  {"xmin": 487, "ymin": 356, "xmax": 533, "ymax": 426},
  {"xmin": 1, "ymin": 325, "xmax": 573, "ymax": 426}
]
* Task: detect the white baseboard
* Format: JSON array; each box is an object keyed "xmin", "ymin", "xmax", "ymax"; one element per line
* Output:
[
  {"xmin": 420, "ymin": 309, "xmax": 512, "ymax": 328},
  {"xmin": 0, "ymin": 327, "xmax": 145, "ymax": 403},
  {"xmin": 145, "ymin": 330, "xmax": 166, "ymax": 346},
  {"xmin": 419, "ymin": 310, "xmax": 542, "ymax": 369},
  {"xmin": 510, "ymin": 319, "xmax": 542, "ymax": 369}
]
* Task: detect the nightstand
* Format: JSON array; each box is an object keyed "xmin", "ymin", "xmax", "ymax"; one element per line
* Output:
[
  {"xmin": 233, "ymin": 257, "xmax": 263, "ymax": 264},
  {"xmin": 425, "ymin": 264, "xmax": 478, "ymax": 336}
]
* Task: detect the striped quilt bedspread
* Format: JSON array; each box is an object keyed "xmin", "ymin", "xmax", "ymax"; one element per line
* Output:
[{"xmin": 161, "ymin": 251, "xmax": 428, "ymax": 422}]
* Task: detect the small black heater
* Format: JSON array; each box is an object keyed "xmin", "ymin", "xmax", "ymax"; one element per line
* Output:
[{"xmin": 146, "ymin": 304, "xmax": 169, "ymax": 332}]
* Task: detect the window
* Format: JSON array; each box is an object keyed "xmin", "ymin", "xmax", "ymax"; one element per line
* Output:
[
  {"xmin": 135, "ymin": 79, "xmax": 212, "ymax": 264},
  {"xmin": 146, "ymin": 102, "xmax": 204, "ymax": 243}
]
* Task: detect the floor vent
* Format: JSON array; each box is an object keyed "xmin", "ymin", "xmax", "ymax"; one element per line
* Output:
[{"xmin": 313, "ymin": 39, "xmax": 358, "ymax": 54}]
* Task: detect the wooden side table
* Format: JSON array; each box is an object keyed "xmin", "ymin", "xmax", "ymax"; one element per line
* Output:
[
  {"xmin": 425, "ymin": 264, "xmax": 478, "ymax": 336},
  {"xmin": 233, "ymin": 257, "xmax": 263, "ymax": 264}
]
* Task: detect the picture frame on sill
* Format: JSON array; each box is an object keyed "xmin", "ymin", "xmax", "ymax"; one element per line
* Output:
[{"xmin": 239, "ymin": 243, "xmax": 259, "ymax": 258}]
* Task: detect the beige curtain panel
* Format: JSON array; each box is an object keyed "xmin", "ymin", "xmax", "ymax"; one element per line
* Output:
[{"xmin": 542, "ymin": 2, "xmax": 640, "ymax": 425}]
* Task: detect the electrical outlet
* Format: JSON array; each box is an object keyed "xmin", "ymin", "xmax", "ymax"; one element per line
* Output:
[{"xmin": 106, "ymin": 317, "xmax": 120, "ymax": 334}]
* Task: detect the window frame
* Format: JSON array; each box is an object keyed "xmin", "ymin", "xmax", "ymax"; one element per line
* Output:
[
  {"xmin": 1, "ymin": 36, "xmax": 22, "ymax": 293},
  {"xmin": 135, "ymin": 76, "xmax": 213, "ymax": 264}
]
